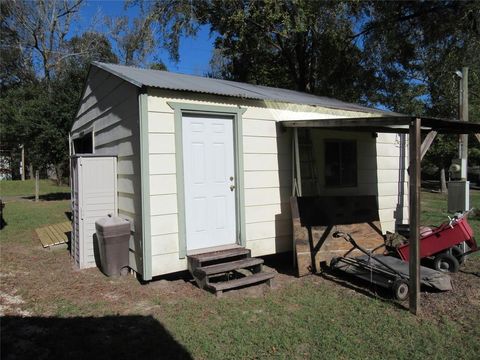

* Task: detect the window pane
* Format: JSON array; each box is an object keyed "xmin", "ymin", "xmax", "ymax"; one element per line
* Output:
[{"xmin": 325, "ymin": 140, "xmax": 357, "ymax": 187}]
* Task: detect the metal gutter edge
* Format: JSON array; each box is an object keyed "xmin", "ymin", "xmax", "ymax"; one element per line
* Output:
[{"xmin": 139, "ymin": 88, "xmax": 152, "ymax": 281}]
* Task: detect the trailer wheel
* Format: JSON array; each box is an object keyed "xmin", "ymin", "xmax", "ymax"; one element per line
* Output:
[
  {"xmin": 451, "ymin": 246, "xmax": 465, "ymax": 265},
  {"xmin": 433, "ymin": 253, "xmax": 459, "ymax": 273},
  {"xmin": 393, "ymin": 279, "xmax": 409, "ymax": 301}
]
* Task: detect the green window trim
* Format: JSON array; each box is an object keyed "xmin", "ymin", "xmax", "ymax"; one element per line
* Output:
[{"xmin": 167, "ymin": 101, "xmax": 247, "ymax": 259}]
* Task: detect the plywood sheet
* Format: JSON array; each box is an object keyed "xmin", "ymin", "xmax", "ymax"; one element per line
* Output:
[
  {"xmin": 291, "ymin": 196, "xmax": 385, "ymax": 277},
  {"xmin": 36, "ymin": 221, "xmax": 72, "ymax": 248}
]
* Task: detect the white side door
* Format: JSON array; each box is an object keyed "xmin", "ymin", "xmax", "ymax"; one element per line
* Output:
[{"xmin": 182, "ymin": 114, "xmax": 237, "ymax": 251}]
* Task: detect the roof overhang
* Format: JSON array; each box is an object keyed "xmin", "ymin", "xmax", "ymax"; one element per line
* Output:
[{"xmin": 281, "ymin": 116, "xmax": 480, "ymax": 134}]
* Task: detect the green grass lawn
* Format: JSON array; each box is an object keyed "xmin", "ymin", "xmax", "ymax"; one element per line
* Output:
[
  {"xmin": 1, "ymin": 190, "xmax": 479, "ymax": 359},
  {"xmin": 0, "ymin": 179, "xmax": 70, "ymax": 197},
  {"xmin": 421, "ymin": 189, "xmax": 480, "ymax": 236},
  {"xmin": 0, "ymin": 200, "xmax": 70, "ymax": 244}
]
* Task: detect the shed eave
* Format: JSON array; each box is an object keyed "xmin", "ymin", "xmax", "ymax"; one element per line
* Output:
[{"xmin": 280, "ymin": 116, "xmax": 480, "ymax": 134}]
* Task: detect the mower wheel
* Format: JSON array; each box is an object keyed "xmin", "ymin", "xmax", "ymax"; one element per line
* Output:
[
  {"xmin": 433, "ymin": 253, "xmax": 459, "ymax": 273},
  {"xmin": 393, "ymin": 279, "xmax": 409, "ymax": 301}
]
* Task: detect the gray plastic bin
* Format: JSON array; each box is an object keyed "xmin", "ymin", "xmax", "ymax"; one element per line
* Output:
[{"xmin": 95, "ymin": 215, "xmax": 130, "ymax": 276}]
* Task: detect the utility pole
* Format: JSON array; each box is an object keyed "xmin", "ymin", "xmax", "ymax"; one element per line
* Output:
[
  {"xmin": 448, "ymin": 67, "xmax": 469, "ymax": 213},
  {"xmin": 459, "ymin": 67, "xmax": 468, "ymax": 179}
]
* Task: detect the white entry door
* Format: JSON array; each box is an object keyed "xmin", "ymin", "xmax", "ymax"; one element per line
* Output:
[{"xmin": 183, "ymin": 114, "xmax": 237, "ymax": 251}]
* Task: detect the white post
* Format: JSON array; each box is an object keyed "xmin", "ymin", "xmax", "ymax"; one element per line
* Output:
[
  {"xmin": 293, "ymin": 128, "xmax": 302, "ymax": 196},
  {"xmin": 21, "ymin": 145, "xmax": 25, "ymax": 181},
  {"xmin": 35, "ymin": 170, "xmax": 39, "ymax": 202}
]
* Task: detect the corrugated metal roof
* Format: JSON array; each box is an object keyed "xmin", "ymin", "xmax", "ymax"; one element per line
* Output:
[{"xmin": 92, "ymin": 62, "xmax": 397, "ymax": 116}]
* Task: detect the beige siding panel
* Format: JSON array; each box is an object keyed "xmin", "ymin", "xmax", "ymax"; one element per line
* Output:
[
  {"xmin": 244, "ymin": 187, "xmax": 290, "ymax": 206},
  {"xmin": 95, "ymin": 126, "xmax": 133, "ymax": 147},
  {"xmin": 380, "ymin": 221, "xmax": 396, "ymax": 233},
  {"xmin": 151, "ymin": 253, "xmax": 188, "ymax": 275},
  {"xmin": 95, "ymin": 140, "xmax": 136, "ymax": 157},
  {"xmin": 150, "ymin": 194, "xmax": 178, "ymax": 216},
  {"xmin": 117, "ymin": 175, "xmax": 135, "ymax": 194},
  {"xmin": 376, "ymin": 143, "xmax": 402, "ymax": 157},
  {"xmin": 378, "ymin": 182, "xmax": 408, "ymax": 196},
  {"xmin": 148, "ymin": 133, "xmax": 175, "ymax": 154},
  {"xmin": 151, "ymin": 233, "xmax": 179, "ymax": 256},
  {"xmin": 246, "ymin": 219, "xmax": 291, "ymax": 241},
  {"xmin": 149, "ymin": 174, "xmax": 177, "ymax": 195},
  {"xmin": 244, "ymin": 170, "xmax": 291, "ymax": 189},
  {"xmin": 117, "ymin": 158, "xmax": 135, "ymax": 175},
  {"xmin": 243, "ymin": 119, "xmax": 277, "ymax": 137},
  {"xmin": 78, "ymin": 75, "xmax": 125, "ymax": 116},
  {"xmin": 245, "ymin": 204, "xmax": 291, "ymax": 224},
  {"xmin": 244, "ymin": 153, "xmax": 291, "ymax": 171},
  {"xmin": 90, "ymin": 106, "xmax": 137, "ymax": 135},
  {"xmin": 148, "ymin": 112, "xmax": 175, "ymax": 133},
  {"xmin": 379, "ymin": 208, "xmax": 397, "ymax": 222},
  {"xmin": 375, "ymin": 156, "xmax": 407, "ymax": 170},
  {"xmin": 377, "ymin": 133, "xmax": 401, "ymax": 143},
  {"xmin": 149, "ymin": 154, "xmax": 176, "ymax": 174},
  {"xmin": 378, "ymin": 195, "xmax": 409, "ymax": 210},
  {"xmin": 73, "ymin": 82, "xmax": 136, "ymax": 131},
  {"xmin": 151, "ymin": 214, "xmax": 178, "ymax": 236},
  {"xmin": 243, "ymin": 136, "xmax": 290, "ymax": 154},
  {"xmin": 247, "ymin": 236, "xmax": 292, "ymax": 257},
  {"xmin": 81, "ymin": 67, "xmax": 109, "ymax": 99},
  {"xmin": 118, "ymin": 194, "xmax": 135, "ymax": 214}
]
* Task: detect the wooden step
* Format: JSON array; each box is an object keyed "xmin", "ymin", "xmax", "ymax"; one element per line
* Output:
[
  {"xmin": 206, "ymin": 272, "xmax": 275, "ymax": 295},
  {"xmin": 188, "ymin": 247, "xmax": 251, "ymax": 263},
  {"xmin": 195, "ymin": 258, "xmax": 263, "ymax": 277}
]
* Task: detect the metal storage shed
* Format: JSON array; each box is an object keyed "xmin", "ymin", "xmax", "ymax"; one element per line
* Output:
[{"xmin": 70, "ymin": 62, "xmax": 479, "ymax": 309}]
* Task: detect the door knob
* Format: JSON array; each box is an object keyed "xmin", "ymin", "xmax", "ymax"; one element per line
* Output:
[{"xmin": 230, "ymin": 185, "xmax": 236, "ymax": 191}]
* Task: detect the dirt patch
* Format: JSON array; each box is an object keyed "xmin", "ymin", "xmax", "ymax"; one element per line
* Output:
[{"xmin": 1, "ymin": 234, "xmax": 479, "ymax": 324}]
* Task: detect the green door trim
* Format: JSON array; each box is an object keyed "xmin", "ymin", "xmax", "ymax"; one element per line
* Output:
[
  {"xmin": 167, "ymin": 101, "xmax": 247, "ymax": 259},
  {"xmin": 139, "ymin": 88, "xmax": 152, "ymax": 280}
]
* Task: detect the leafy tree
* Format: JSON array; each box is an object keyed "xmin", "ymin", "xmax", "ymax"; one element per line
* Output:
[
  {"xmin": 146, "ymin": 0, "xmax": 375, "ymax": 102},
  {"xmin": 149, "ymin": 61, "xmax": 168, "ymax": 71},
  {"xmin": 359, "ymin": 1, "xmax": 480, "ymax": 189}
]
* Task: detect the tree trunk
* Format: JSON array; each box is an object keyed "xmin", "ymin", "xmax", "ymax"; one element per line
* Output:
[
  {"xmin": 440, "ymin": 167, "xmax": 447, "ymax": 193},
  {"xmin": 55, "ymin": 164, "xmax": 63, "ymax": 186},
  {"xmin": 29, "ymin": 163, "xmax": 34, "ymax": 179}
]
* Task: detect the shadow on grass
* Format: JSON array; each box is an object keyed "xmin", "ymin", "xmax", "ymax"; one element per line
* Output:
[
  {"xmin": 318, "ymin": 269, "xmax": 408, "ymax": 311},
  {"xmin": 23, "ymin": 192, "xmax": 71, "ymax": 201},
  {"xmin": 1, "ymin": 315, "xmax": 192, "ymax": 360}
]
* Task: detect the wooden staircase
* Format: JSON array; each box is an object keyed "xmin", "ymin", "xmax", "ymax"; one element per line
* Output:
[{"xmin": 188, "ymin": 247, "xmax": 275, "ymax": 297}]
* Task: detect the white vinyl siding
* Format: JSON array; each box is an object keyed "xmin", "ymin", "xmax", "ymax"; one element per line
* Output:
[
  {"xmin": 71, "ymin": 69, "xmax": 143, "ymax": 272},
  {"xmin": 145, "ymin": 89, "xmax": 408, "ymax": 275}
]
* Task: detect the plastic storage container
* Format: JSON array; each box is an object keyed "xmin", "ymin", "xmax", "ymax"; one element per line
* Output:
[{"xmin": 95, "ymin": 215, "xmax": 130, "ymax": 276}]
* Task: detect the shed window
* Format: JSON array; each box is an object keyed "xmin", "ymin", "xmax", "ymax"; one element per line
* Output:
[
  {"xmin": 324, "ymin": 140, "xmax": 357, "ymax": 187},
  {"xmin": 73, "ymin": 132, "xmax": 93, "ymax": 154}
]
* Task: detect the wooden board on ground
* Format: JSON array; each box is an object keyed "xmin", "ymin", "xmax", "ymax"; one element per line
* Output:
[
  {"xmin": 291, "ymin": 196, "xmax": 384, "ymax": 277},
  {"xmin": 36, "ymin": 221, "xmax": 72, "ymax": 248}
]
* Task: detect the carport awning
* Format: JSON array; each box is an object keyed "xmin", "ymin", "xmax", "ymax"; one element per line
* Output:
[
  {"xmin": 280, "ymin": 115, "xmax": 480, "ymax": 134},
  {"xmin": 286, "ymin": 114, "xmax": 479, "ymax": 316}
]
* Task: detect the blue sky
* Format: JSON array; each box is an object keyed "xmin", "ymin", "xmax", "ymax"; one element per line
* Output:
[{"xmin": 77, "ymin": 0, "xmax": 215, "ymax": 75}]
